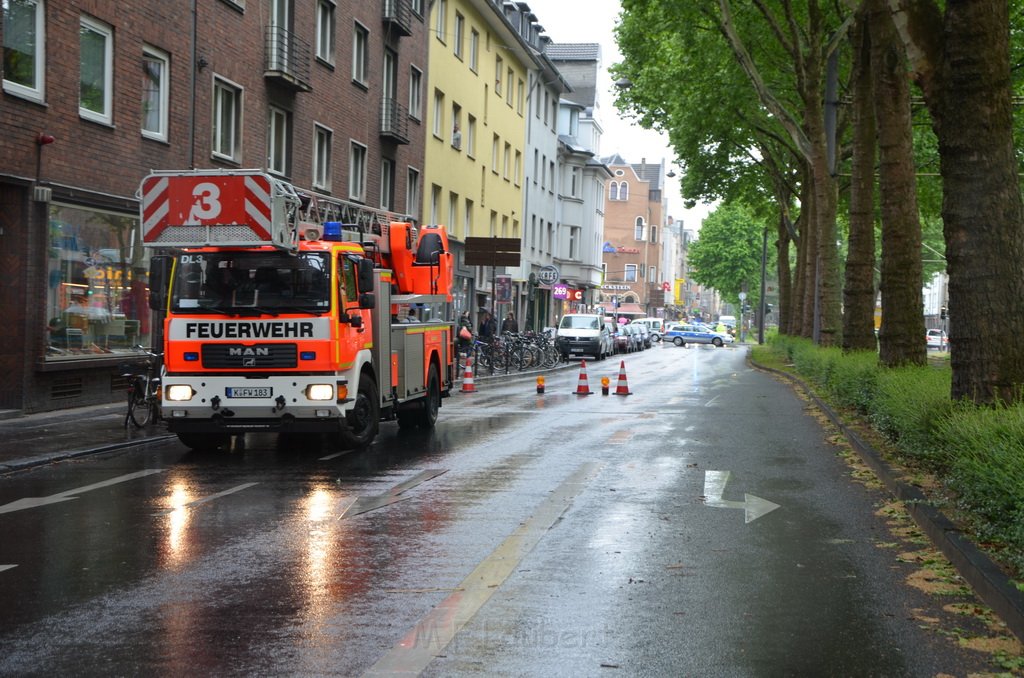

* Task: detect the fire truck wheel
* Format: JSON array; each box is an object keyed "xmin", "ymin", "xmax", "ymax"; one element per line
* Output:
[
  {"xmin": 177, "ymin": 432, "xmax": 230, "ymax": 451},
  {"xmin": 338, "ymin": 374, "xmax": 380, "ymax": 448},
  {"xmin": 396, "ymin": 363, "xmax": 440, "ymax": 429}
]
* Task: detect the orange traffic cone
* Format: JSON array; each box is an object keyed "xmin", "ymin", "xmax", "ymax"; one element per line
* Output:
[
  {"xmin": 574, "ymin": 360, "xmax": 592, "ymax": 395},
  {"xmin": 614, "ymin": 360, "xmax": 632, "ymax": 396},
  {"xmin": 461, "ymin": 356, "xmax": 477, "ymax": 393}
]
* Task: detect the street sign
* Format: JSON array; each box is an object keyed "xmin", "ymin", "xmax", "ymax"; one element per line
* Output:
[
  {"xmin": 464, "ymin": 237, "xmax": 521, "ymax": 267},
  {"xmin": 537, "ymin": 265, "xmax": 560, "ymax": 285}
]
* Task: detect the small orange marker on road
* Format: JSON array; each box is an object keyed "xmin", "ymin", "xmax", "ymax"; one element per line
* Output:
[
  {"xmin": 536, "ymin": 375, "xmax": 545, "ymax": 394},
  {"xmin": 601, "ymin": 376, "xmax": 610, "ymax": 395}
]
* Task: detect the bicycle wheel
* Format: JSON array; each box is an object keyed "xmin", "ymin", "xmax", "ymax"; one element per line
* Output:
[{"xmin": 128, "ymin": 377, "xmax": 153, "ymax": 427}]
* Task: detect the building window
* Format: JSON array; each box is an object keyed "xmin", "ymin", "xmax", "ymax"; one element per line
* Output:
[
  {"xmin": 625, "ymin": 264, "xmax": 638, "ymax": 282},
  {"xmin": 409, "ymin": 66, "xmax": 422, "ymax": 120},
  {"xmin": 491, "ymin": 134, "xmax": 499, "ymax": 174},
  {"xmin": 141, "ymin": 46, "xmax": 169, "ymax": 141},
  {"xmin": 451, "ymin": 102, "xmax": 462, "ymax": 149},
  {"xmin": 569, "ymin": 226, "xmax": 580, "ymax": 260},
  {"xmin": 407, "ymin": 167, "xmax": 420, "ymax": 216},
  {"xmin": 634, "ymin": 217, "xmax": 645, "ymax": 241},
  {"xmin": 516, "ymin": 79, "xmax": 524, "ymax": 115},
  {"xmin": 648, "ymin": 265, "xmax": 658, "ymax": 283},
  {"xmin": 453, "ymin": 12, "xmax": 464, "ymax": 59},
  {"xmin": 448, "ymin": 191, "xmax": 458, "ymax": 232},
  {"xmin": 352, "ymin": 22, "xmax": 369, "ymax": 85},
  {"xmin": 267, "ymin": 105, "xmax": 291, "ymax": 176},
  {"xmin": 3, "ymin": 0, "xmax": 45, "ymax": 100},
  {"xmin": 435, "ymin": 0, "xmax": 447, "ymax": 42},
  {"xmin": 430, "ymin": 184, "xmax": 441, "ymax": 223},
  {"xmin": 609, "ymin": 182, "xmax": 618, "ymax": 200},
  {"xmin": 316, "ymin": 0, "xmax": 335, "ymax": 64},
  {"xmin": 410, "ymin": 0, "xmax": 423, "ymax": 15},
  {"xmin": 620, "ymin": 182, "xmax": 629, "ymax": 200},
  {"xmin": 381, "ymin": 158, "xmax": 394, "ymax": 210},
  {"xmin": 349, "ymin": 141, "xmax": 367, "ymax": 201},
  {"xmin": 79, "ymin": 16, "xmax": 113, "ymax": 124},
  {"xmin": 45, "ymin": 203, "xmax": 152, "ymax": 361},
  {"xmin": 650, "ymin": 224, "xmax": 658, "ymax": 243},
  {"xmin": 466, "ymin": 115, "xmax": 476, "ymax": 157},
  {"xmin": 383, "ymin": 49, "xmax": 398, "ymax": 103},
  {"xmin": 514, "ymin": 150, "xmax": 522, "ymax": 186},
  {"xmin": 212, "ymin": 76, "xmax": 242, "ymax": 161},
  {"xmin": 503, "ymin": 143, "xmax": 511, "ymax": 180},
  {"xmin": 570, "ymin": 167, "xmax": 579, "ymax": 197},
  {"xmin": 464, "ymin": 198, "xmax": 473, "ymax": 240},
  {"xmin": 432, "ymin": 89, "xmax": 444, "ymax": 138},
  {"xmin": 469, "ymin": 29, "xmax": 479, "ymax": 72},
  {"xmin": 506, "ymin": 67, "xmax": 514, "ymax": 105},
  {"xmin": 313, "ymin": 124, "xmax": 332, "ymax": 191},
  {"xmin": 495, "ymin": 56, "xmax": 503, "ymax": 95},
  {"xmin": 549, "ymin": 161, "xmax": 555, "ymax": 192}
]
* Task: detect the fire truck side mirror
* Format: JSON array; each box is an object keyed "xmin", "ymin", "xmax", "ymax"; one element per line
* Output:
[
  {"xmin": 148, "ymin": 255, "xmax": 172, "ymax": 311},
  {"xmin": 357, "ymin": 258, "xmax": 376, "ymax": 310}
]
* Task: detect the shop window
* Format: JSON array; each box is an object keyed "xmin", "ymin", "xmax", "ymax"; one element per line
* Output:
[{"xmin": 45, "ymin": 204, "xmax": 152, "ymax": 360}]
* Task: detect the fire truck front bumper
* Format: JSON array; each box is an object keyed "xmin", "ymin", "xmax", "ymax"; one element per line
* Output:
[{"xmin": 162, "ymin": 375, "xmax": 353, "ymax": 434}]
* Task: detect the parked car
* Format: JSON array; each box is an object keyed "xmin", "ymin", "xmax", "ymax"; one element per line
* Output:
[
  {"xmin": 926, "ymin": 328, "xmax": 948, "ymax": 350},
  {"xmin": 611, "ymin": 323, "xmax": 631, "ymax": 354},
  {"xmin": 555, "ymin": 313, "xmax": 613, "ymax": 360},
  {"xmin": 623, "ymin": 323, "xmax": 643, "ymax": 352},
  {"xmin": 664, "ymin": 323, "xmax": 734, "ymax": 348},
  {"xmin": 633, "ymin": 317, "xmax": 665, "ymax": 342},
  {"xmin": 630, "ymin": 322, "xmax": 652, "ymax": 349}
]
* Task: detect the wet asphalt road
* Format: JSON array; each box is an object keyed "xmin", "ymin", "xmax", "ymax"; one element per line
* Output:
[{"xmin": 0, "ymin": 345, "xmax": 1003, "ymax": 676}]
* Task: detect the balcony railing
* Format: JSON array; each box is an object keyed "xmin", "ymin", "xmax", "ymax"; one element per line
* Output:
[
  {"xmin": 265, "ymin": 25, "xmax": 312, "ymax": 91},
  {"xmin": 382, "ymin": 0, "xmax": 413, "ymax": 37},
  {"xmin": 380, "ymin": 97, "xmax": 410, "ymax": 144}
]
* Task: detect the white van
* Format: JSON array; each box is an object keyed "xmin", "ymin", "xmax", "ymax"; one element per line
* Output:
[
  {"xmin": 633, "ymin": 317, "xmax": 665, "ymax": 342},
  {"xmin": 556, "ymin": 313, "xmax": 612, "ymax": 360}
]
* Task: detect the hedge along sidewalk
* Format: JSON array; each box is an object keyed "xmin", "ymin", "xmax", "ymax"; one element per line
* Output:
[{"xmin": 749, "ymin": 355, "xmax": 1024, "ymax": 645}]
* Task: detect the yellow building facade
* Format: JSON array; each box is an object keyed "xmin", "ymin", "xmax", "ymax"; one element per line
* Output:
[{"xmin": 423, "ymin": 0, "xmax": 537, "ymax": 243}]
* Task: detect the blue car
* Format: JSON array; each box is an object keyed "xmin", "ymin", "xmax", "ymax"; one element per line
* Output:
[{"xmin": 664, "ymin": 323, "xmax": 734, "ymax": 348}]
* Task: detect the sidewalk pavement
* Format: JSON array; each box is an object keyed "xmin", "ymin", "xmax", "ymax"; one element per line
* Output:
[{"xmin": 0, "ymin": 402, "xmax": 173, "ymax": 474}]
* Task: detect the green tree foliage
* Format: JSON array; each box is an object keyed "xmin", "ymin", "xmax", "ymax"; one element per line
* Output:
[{"xmin": 686, "ymin": 203, "xmax": 772, "ymax": 305}]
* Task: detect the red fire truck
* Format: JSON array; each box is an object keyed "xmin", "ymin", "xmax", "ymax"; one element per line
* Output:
[{"xmin": 140, "ymin": 169, "xmax": 455, "ymax": 450}]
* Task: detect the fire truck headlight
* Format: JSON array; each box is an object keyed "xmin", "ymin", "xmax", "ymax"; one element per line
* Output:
[
  {"xmin": 166, "ymin": 385, "xmax": 195, "ymax": 402},
  {"xmin": 305, "ymin": 384, "xmax": 334, "ymax": 401}
]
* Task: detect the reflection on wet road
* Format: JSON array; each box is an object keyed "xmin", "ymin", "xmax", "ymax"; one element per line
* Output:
[{"xmin": 0, "ymin": 345, "xmax": 1005, "ymax": 675}]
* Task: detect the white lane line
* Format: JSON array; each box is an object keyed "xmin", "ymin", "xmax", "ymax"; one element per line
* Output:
[
  {"xmin": 152, "ymin": 483, "xmax": 259, "ymax": 516},
  {"xmin": 0, "ymin": 469, "xmax": 166, "ymax": 515},
  {"xmin": 362, "ymin": 461, "xmax": 603, "ymax": 677},
  {"xmin": 319, "ymin": 451, "xmax": 347, "ymax": 461},
  {"xmin": 340, "ymin": 469, "xmax": 449, "ymax": 519},
  {"xmin": 0, "ymin": 565, "xmax": 17, "ymax": 573},
  {"xmin": 705, "ymin": 395, "xmax": 720, "ymax": 407}
]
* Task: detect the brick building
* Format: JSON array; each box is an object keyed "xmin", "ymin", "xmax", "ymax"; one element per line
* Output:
[{"xmin": 0, "ymin": 0, "xmax": 427, "ymax": 412}]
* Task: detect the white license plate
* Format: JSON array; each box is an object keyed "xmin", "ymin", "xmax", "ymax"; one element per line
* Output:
[{"xmin": 226, "ymin": 387, "xmax": 273, "ymax": 398}]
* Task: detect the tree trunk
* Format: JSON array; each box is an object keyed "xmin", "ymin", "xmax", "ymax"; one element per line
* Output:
[
  {"xmin": 798, "ymin": 176, "xmax": 817, "ymax": 338},
  {"xmin": 892, "ymin": 0, "xmax": 1024, "ymax": 403},
  {"xmin": 871, "ymin": 0, "xmax": 927, "ymax": 367},
  {"xmin": 776, "ymin": 212, "xmax": 793, "ymax": 335},
  {"xmin": 843, "ymin": 7, "xmax": 880, "ymax": 352}
]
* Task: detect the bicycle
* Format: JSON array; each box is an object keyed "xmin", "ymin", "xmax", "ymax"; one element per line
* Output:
[{"xmin": 121, "ymin": 347, "xmax": 163, "ymax": 428}]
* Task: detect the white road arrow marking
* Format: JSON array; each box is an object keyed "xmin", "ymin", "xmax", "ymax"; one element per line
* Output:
[
  {"xmin": 0, "ymin": 469, "xmax": 165, "ymax": 515},
  {"xmin": 0, "ymin": 565, "xmax": 17, "ymax": 573},
  {"xmin": 703, "ymin": 470, "xmax": 780, "ymax": 524}
]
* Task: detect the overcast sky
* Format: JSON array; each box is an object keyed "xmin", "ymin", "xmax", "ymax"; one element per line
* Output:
[{"xmin": 524, "ymin": 0, "xmax": 714, "ymax": 229}]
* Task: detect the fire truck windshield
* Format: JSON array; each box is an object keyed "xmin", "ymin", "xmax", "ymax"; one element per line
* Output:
[{"xmin": 171, "ymin": 252, "xmax": 331, "ymax": 315}]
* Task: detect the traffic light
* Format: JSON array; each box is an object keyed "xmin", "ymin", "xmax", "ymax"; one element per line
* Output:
[{"xmin": 940, "ymin": 306, "xmax": 947, "ymax": 319}]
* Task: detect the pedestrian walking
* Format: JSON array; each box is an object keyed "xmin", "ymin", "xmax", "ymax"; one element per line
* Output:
[{"xmin": 501, "ymin": 312, "xmax": 518, "ymax": 334}]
